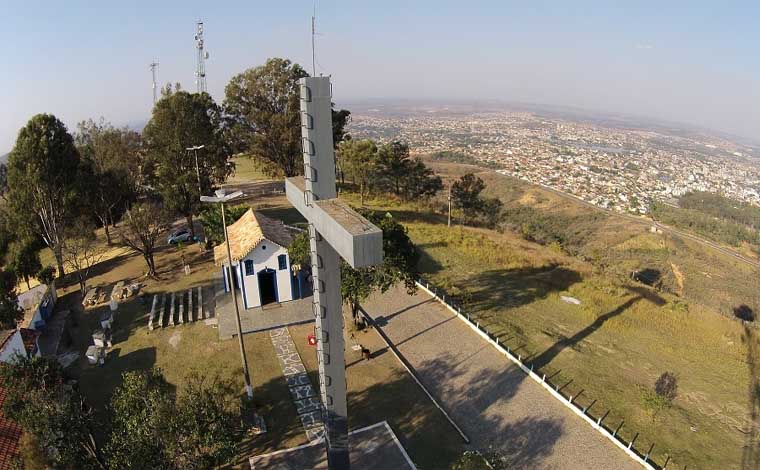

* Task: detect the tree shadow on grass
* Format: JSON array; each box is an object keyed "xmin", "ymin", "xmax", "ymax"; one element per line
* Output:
[{"xmin": 462, "ymin": 264, "xmax": 583, "ymax": 312}]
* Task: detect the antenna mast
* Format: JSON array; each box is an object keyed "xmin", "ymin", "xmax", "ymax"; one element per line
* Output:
[
  {"xmin": 194, "ymin": 20, "xmax": 208, "ymax": 93},
  {"xmin": 311, "ymin": 8, "xmax": 316, "ymax": 76},
  {"xmin": 149, "ymin": 60, "xmax": 159, "ymax": 105}
]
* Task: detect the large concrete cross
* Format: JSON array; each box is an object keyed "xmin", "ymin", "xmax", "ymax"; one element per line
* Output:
[{"xmin": 286, "ymin": 76, "xmax": 383, "ymax": 469}]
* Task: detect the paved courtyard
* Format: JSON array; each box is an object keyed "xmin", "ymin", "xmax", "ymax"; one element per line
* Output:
[
  {"xmin": 362, "ymin": 285, "xmax": 641, "ymax": 470},
  {"xmin": 215, "ymin": 275, "xmax": 314, "ymax": 339},
  {"xmin": 250, "ymin": 421, "xmax": 415, "ymax": 470}
]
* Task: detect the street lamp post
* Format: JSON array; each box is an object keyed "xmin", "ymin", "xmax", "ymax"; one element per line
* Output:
[
  {"xmin": 187, "ymin": 145, "xmax": 205, "ymax": 194},
  {"xmin": 200, "ymin": 189, "xmax": 253, "ymax": 398}
]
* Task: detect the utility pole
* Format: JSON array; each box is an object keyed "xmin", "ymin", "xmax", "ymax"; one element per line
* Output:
[
  {"xmin": 448, "ymin": 185, "xmax": 452, "ymax": 228},
  {"xmin": 186, "ymin": 145, "xmax": 205, "ymax": 194},
  {"xmin": 200, "ymin": 190, "xmax": 253, "ymax": 398},
  {"xmin": 194, "ymin": 20, "xmax": 209, "ymax": 93},
  {"xmin": 149, "ymin": 60, "xmax": 159, "ymax": 105}
]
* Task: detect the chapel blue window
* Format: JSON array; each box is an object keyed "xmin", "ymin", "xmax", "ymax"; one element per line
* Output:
[
  {"xmin": 278, "ymin": 254, "xmax": 287, "ymax": 270},
  {"xmin": 244, "ymin": 260, "xmax": 254, "ymax": 276}
]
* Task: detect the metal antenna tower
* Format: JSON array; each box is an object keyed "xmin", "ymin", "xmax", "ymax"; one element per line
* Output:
[
  {"xmin": 194, "ymin": 20, "xmax": 209, "ymax": 93},
  {"xmin": 149, "ymin": 60, "xmax": 159, "ymax": 105},
  {"xmin": 311, "ymin": 6, "xmax": 317, "ymax": 76}
]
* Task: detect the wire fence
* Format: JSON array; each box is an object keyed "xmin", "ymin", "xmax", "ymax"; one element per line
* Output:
[{"xmin": 416, "ymin": 276, "xmax": 677, "ymax": 470}]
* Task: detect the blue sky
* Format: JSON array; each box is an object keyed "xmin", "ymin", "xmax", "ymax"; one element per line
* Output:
[{"xmin": 2, "ymin": 1, "xmax": 759, "ymax": 152}]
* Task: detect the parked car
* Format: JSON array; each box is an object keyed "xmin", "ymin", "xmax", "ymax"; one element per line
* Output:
[{"xmin": 167, "ymin": 229, "xmax": 192, "ymax": 245}]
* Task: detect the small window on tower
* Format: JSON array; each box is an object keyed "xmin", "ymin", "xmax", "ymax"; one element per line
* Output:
[
  {"xmin": 278, "ymin": 254, "xmax": 287, "ymax": 270},
  {"xmin": 244, "ymin": 260, "xmax": 254, "ymax": 276}
]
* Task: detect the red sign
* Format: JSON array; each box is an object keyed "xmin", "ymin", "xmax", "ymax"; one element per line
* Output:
[{"xmin": 307, "ymin": 334, "xmax": 317, "ymax": 346}]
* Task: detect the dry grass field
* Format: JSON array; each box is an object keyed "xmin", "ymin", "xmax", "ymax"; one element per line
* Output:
[{"xmin": 343, "ymin": 161, "xmax": 760, "ymax": 469}]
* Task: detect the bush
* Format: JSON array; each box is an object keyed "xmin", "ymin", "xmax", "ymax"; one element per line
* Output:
[
  {"xmin": 733, "ymin": 305, "xmax": 755, "ymax": 322},
  {"xmin": 451, "ymin": 450, "xmax": 504, "ymax": 470},
  {"xmin": 654, "ymin": 372, "xmax": 678, "ymax": 401}
]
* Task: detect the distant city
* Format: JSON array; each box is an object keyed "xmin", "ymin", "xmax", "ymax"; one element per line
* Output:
[{"xmin": 347, "ymin": 103, "xmax": 760, "ymax": 214}]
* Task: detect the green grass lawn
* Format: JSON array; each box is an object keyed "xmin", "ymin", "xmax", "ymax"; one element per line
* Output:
[
  {"xmin": 350, "ymin": 184, "xmax": 759, "ymax": 470},
  {"xmin": 55, "ymin": 200, "xmax": 460, "ymax": 468}
]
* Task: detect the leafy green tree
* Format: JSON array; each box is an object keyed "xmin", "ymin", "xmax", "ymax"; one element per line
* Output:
[
  {"xmin": 451, "ymin": 172, "xmax": 485, "ymax": 225},
  {"xmin": 76, "ymin": 119, "xmax": 143, "ymax": 244},
  {"xmin": 199, "ymin": 204, "xmax": 248, "ymax": 245},
  {"xmin": 341, "ymin": 210, "xmax": 419, "ymax": 324},
  {"xmin": 0, "ymin": 269, "xmax": 23, "ymax": 329},
  {"xmin": 105, "ymin": 369, "xmax": 239, "ymax": 470},
  {"xmin": 7, "ymin": 114, "xmax": 82, "ymax": 278},
  {"xmin": 224, "ymin": 57, "xmax": 350, "ymax": 177},
  {"xmin": 7, "ymin": 238, "xmax": 42, "ymax": 289},
  {"xmin": 143, "ymin": 92, "xmax": 232, "ymax": 237},
  {"xmin": 0, "ymin": 356, "xmax": 104, "ymax": 469},
  {"xmin": 165, "ymin": 375, "xmax": 239, "ymax": 469},
  {"xmin": 451, "ymin": 173, "xmax": 503, "ymax": 228},
  {"xmin": 288, "ymin": 231, "xmax": 311, "ymax": 268},
  {"xmin": 339, "ymin": 139, "xmax": 378, "ymax": 206},
  {"xmin": 105, "ymin": 369, "xmax": 174, "ymax": 470},
  {"xmin": 376, "ymin": 141, "xmax": 442, "ymax": 200},
  {"xmin": 35, "ymin": 266, "xmax": 56, "ymax": 286},
  {"xmin": 119, "ymin": 202, "xmax": 170, "ymax": 277}
]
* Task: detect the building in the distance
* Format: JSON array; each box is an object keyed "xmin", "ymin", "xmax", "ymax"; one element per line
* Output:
[{"xmin": 214, "ymin": 209, "xmax": 309, "ymax": 309}]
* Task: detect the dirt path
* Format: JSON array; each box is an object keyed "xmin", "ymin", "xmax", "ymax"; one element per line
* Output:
[{"xmin": 362, "ymin": 285, "xmax": 641, "ymax": 470}]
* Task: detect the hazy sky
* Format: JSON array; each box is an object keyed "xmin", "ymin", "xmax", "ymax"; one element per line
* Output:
[{"xmin": 2, "ymin": 1, "xmax": 759, "ymax": 152}]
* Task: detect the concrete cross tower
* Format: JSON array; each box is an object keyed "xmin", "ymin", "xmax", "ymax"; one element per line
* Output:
[{"xmin": 286, "ymin": 76, "xmax": 383, "ymax": 469}]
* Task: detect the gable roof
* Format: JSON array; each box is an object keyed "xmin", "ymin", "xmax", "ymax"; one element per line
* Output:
[{"xmin": 214, "ymin": 209, "xmax": 294, "ymax": 266}]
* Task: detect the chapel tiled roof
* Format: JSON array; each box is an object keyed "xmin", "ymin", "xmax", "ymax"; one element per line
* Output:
[{"xmin": 213, "ymin": 209, "xmax": 294, "ymax": 266}]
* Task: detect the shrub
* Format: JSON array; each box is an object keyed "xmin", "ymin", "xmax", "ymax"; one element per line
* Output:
[{"xmin": 733, "ymin": 305, "xmax": 755, "ymax": 322}]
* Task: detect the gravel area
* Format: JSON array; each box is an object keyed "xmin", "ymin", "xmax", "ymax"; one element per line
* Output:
[{"xmin": 363, "ymin": 285, "xmax": 641, "ymax": 470}]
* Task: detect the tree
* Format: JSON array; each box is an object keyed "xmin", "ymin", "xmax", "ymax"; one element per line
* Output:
[
  {"xmin": 339, "ymin": 139, "xmax": 378, "ymax": 206},
  {"xmin": 105, "ymin": 369, "xmax": 239, "ymax": 470},
  {"xmin": 61, "ymin": 218, "xmax": 103, "ymax": 295},
  {"xmin": 7, "ymin": 238, "xmax": 42, "ymax": 289},
  {"xmin": 165, "ymin": 375, "xmax": 239, "ymax": 469},
  {"xmin": 451, "ymin": 173, "xmax": 503, "ymax": 228},
  {"xmin": 120, "ymin": 203, "xmax": 170, "ymax": 277},
  {"xmin": 143, "ymin": 91, "xmax": 232, "ymax": 238},
  {"xmin": 105, "ymin": 369, "xmax": 174, "ymax": 470},
  {"xmin": 375, "ymin": 141, "xmax": 442, "ymax": 200},
  {"xmin": 0, "ymin": 356, "xmax": 104, "ymax": 469},
  {"xmin": 36, "ymin": 266, "xmax": 55, "ymax": 286},
  {"xmin": 224, "ymin": 58, "xmax": 350, "ymax": 177},
  {"xmin": 199, "ymin": 204, "xmax": 248, "ymax": 245},
  {"xmin": 76, "ymin": 119, "xmax": 143, "ymax": 244},
  {"xmin": 0, "ymin": 269, "xmax": 23, "ymax": 329},
  {"xmin": 7, "ymin": 114, "xmax": 82, "ymax": 278},
  {"xmin": 341, "ymin": 211, "xmax": 419, "ymax": 324},
  {"xmin": 288, "ymin": 231, "xmax": 311, "ymax": 268},
  {"xmin": 451, "ymin": 173, "xmax": 486, "ymax": 225}
]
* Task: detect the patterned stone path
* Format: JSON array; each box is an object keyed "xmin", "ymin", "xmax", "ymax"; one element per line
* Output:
[{"xmin": 270, "ymin": 327, "xmax": 325, "ymax": 442}]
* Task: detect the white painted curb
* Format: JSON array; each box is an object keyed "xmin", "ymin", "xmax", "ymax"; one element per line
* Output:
[{"xmin": 416, "ymin": 280, "xmax": 657, "ymax": 469}]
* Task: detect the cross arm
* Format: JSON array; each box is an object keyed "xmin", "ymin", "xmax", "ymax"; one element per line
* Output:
[{"xmin": 286, "ymin": 177, "xmax": 383, "ymax": 269}]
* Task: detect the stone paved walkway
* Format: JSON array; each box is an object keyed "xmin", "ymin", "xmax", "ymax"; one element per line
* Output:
[
  {"xmin": 362, "ymin": 285, "xmax": 641, "ymax": 470},
  {"xmin": 269, "ymin": 327, "xmax": 325, "ymax": 442}
]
